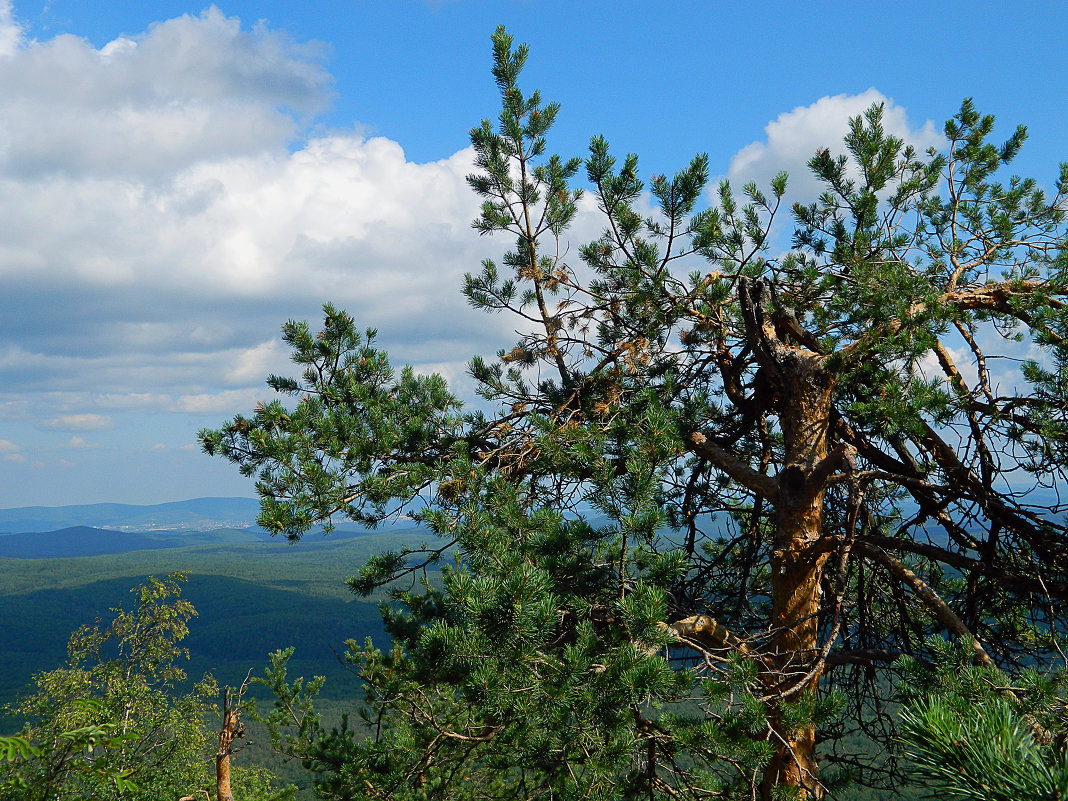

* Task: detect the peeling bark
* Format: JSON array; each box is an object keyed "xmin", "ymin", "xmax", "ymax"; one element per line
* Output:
[
  {"xmin": 760, "ymin": 365, "xmax": 835, "ymax": 800},
  {"xmin": 667, "ymin": 614, "xmax": 750, "ymax": 653}
]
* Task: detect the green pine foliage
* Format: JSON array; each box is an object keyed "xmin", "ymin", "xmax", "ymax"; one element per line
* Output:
[
  {"xmin": 202, "ymin": 26, "xmax": 1068, "ymax": 800},
  {"xmin": 896, "ymin": 637, "xmax": 1068, "ymax": 801},
  {"xmin": 899, "ymin": 698, "xmax": 1068, "ymax": 801}
]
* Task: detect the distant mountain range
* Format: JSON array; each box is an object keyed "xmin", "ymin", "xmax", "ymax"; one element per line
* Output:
[
  {"xmin": 0, "ymin": 497, "xmax": 409, "ymax": 558},
  {"xmin": 0, "ymin": 497, "xmax": 262, "ymax": 534}
]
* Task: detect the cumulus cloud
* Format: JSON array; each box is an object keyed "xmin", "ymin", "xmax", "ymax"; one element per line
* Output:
[
  {"xmin": 725, "ymin": 89, "xmax": 942, "ymax": 206},
  {"xmin": 0, "ymin": 6, "xmax": 331, "ymax": 178},
  {"xmin": 0, "ymin": 438, "xmax": 18, "ymax": 453},
  {"xmin": 4, "ymin": 452, "xmax": 26, "ymax": 463},
  {"xmin": 0, "ymin": 1, "xmax": 22, "ymax": 59},
  {"xmin": 0, "ymin": 4, "xmax": 506, "ymax": 445},
  {"xmin": 38, "ymin": 413, "xmax": 114, "ymax": 431}
]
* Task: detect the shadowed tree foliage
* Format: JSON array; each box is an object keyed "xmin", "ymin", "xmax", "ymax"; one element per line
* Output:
[
  {"xmin": 0, "ymin": 574, "xmax": 296, "ymax": 801},
  {"xmin": 202, "ymin": 27, "xmax": 1068, "ymax": 800},
  {"xmin": 0, "ymin": 701, "xmax": 141, "ymax": 799},
  {"xmin": 0, "ymin": 574, "xmax": 213, "ymax": 800}
]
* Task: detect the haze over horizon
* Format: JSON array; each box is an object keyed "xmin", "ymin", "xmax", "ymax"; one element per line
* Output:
[{"xmin": 1, "ymin": 0, "xmax": 1065, "ymax": 507}]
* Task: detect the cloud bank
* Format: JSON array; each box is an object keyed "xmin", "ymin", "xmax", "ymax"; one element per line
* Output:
[{"xmin": 0, "ymin": 4, "xmax": 497, "ymax": 424}]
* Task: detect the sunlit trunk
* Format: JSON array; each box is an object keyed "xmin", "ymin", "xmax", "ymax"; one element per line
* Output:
[{"xmin": 759, "ymin": 354, "xmax": 834, "ymax": 801}]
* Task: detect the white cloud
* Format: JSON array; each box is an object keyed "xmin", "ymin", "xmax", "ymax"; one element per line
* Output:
[
  {"xmin": 0, "ymin": 5, "xmax": 498, "ymax": 411},
  {"xmin": 170, "ymin": 388, "xmax": 270, "ymax": 415},
  {"xmin": 726, "ymin": 89, "xmax": 942, "ymax": 206},
  {"xmin": 0, "ymin": 7, "xmax": 330, "ymax": 178},
  {"xmin": 39, "ymin": 413, "xmax": 114, "ymax": 431},
  {"xmin": 155, "ymin": 135, "xmax": 483, "ymax": 303},
  {"xmin": 0, "ymin": 3, "xmax": 537, "ymax": 508},
  {"xmin": 222, "ymin": 339, "xmax": 292, "ymax": 386},
  {"xmin": 0, "ymin": 1, "xmax": 501, "ymax": 414},
  {"xmin": 4, "ymin": 452, "xmax": 26, "ymax": 463},
  {"xmin": 0, "ymin": 438, "xmax": 18, "ymax": 452},
  {"xmin": 0, "ymin": 1, "xmax": 21, "ymax": 60},
  {"xmin": 150, "ymin": 442, "xmax": 168, "ymax": 452}
]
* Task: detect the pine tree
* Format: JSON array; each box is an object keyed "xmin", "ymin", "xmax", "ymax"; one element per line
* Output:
[{"xmin": 202, "ymin": 27, "xmax": 1068, "ymax": 799}]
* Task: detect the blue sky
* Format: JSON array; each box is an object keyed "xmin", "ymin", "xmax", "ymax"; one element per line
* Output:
[{"xmin": 0, "ymin": 0, "xmax": 1066, "ymax": 507}]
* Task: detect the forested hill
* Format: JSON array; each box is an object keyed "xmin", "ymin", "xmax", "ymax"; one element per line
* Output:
[
  {"xmin": 0, "ymin": 523, "xmax": 386, "ymax": 559},
  {"xmin": 0, "ymin": 526, "xmax": 190, "ymax": 558},
  {"xmin": 0, "ymin": 522, "xmax": 432, "ymax": 703}
]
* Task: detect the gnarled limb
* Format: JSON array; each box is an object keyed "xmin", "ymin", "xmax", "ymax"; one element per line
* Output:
[
  {"xmin": 664, "ymin": 614, "xmax": 751, "ymax": 656},
  {"xmin": 688, "ymin": 432, "xmax": 779, "ymax": 498}
]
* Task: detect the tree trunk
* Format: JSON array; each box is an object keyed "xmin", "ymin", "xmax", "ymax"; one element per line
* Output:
[
  {"xmin": 216, "ymin": 750, "xmax": 233, "ymax": 801},
  {"xmin": 216, "ymin": 686, "xmax": 241, "ymax": 801},
  {"xmin": 759, "ymin": 347, "xmax": 835, "ymax": 801},
  {"xmin": 737, "ymin": 277, "xmax": 835, "ymax": 800}
]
